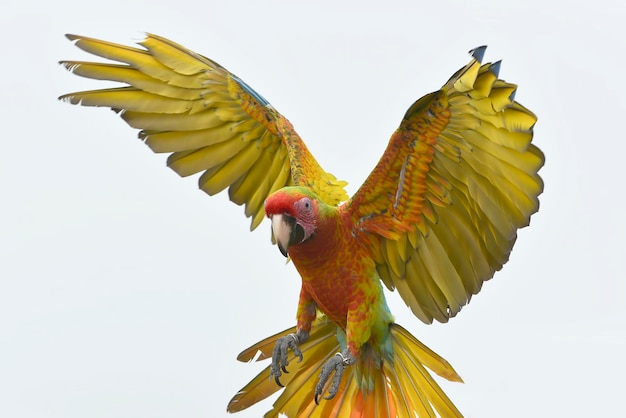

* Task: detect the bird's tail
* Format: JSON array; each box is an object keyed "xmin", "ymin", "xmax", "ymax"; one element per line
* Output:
[{"xmin": 227, "ymin": 317, "xmax": 463, "ymax": 417}]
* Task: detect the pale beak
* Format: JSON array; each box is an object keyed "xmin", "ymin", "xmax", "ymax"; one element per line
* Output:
[{"xmin": 271, "ymin": 213, "xmax": 305, "ymax": 257}]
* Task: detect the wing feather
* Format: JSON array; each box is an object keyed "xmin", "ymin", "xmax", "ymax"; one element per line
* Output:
[
  {"xmin": 229, "ymin": 148, "xmax": 274, "ymax": 208},
  {"xmin": 60, "ymin": 34, "xmax": 348, "ymax": 230},
  {"xmin": 143, "ymin": 120, "xmax": 257, "ymax": 153},
  {"xmin": 345, "ymin": 47, "xmax": 544, "ymax": 323},
  {"xmin": 198, "ymin": 141, "xmax": 260, "ymax": 195},
  {"xmin": 63, "ymin": 34, "xmax": 208, "ymax": 88}
]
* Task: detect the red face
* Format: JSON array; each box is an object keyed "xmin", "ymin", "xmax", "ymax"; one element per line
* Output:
[{"xmin": 265, "ymin": 189, "xmax": 318, "ymax": 257}]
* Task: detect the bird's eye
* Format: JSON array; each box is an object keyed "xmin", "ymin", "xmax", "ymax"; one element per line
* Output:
[{"xmin": 298, "ymin": 197, "xmax": 312, "ymax": 212}]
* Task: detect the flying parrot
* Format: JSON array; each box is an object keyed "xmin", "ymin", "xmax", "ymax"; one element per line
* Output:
[{"xmin": 59, "ymin": 33, "xmax": 544, "ymax": 417}]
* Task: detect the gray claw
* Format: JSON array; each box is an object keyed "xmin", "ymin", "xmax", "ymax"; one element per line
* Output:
[
  {"xmin": 270, "ymin": 333, "xmax": 304, "ymax": 387},
  {"xmin": 314, "ymin": 350, "xmax": 355, "ymax": 404}
]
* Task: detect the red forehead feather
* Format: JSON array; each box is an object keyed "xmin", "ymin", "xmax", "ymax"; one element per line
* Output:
[{"xmin": 264, "ymin": 190, "xmax": 299, "ymax": 217}]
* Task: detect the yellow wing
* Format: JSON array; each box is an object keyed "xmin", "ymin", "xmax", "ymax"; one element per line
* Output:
[
  {"xmin": 346, "ymin": 47, "xmax": 544, "ymax": 324},
  {"xmin": 59, "ymin": 34, "xmax": 348, "ymax": 229}
]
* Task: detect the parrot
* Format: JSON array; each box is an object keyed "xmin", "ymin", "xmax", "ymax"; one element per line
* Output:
[{"xmin": 59, "ymin": 33, "xmax": 544, "ymax": 417}]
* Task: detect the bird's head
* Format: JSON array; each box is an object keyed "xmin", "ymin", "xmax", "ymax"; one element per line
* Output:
[{"xmin": 265, "ymin": 187, "xmax": 320, "ymax": 257}]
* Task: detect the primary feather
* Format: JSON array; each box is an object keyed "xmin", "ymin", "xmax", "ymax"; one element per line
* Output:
[
  {"xmin": 347, "ymin": 48, "xmax": 543, "ymax": 323},
  {"xmin": 60, "ymin": 34, "xmax": 347, "ymax": 230}
]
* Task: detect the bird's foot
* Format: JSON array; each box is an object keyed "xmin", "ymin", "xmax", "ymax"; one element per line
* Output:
[
  {"xmin": 270, "ymin": 331, "xmax": 307, "ymax": 387},
  {"xmin": 314, "ymin": 349, "xmax": 355, "ymax": 404}
]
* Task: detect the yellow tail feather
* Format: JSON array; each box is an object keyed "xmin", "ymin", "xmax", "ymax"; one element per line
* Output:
[{"xmin": 228, "ymin": 319, "xmax": 463, "ymax": 417}]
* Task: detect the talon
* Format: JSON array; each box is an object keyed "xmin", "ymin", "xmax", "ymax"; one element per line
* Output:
[
  {"xmin": 294, "ymin": 348, "xmax": 303, "ymax": 363},
  {"xmin": 270, "ymin": 332, "xmax": 307, "ymax": 387},
  {"xmin": 324, "ymin": 365, "xmax": 343, "ymax": 400},
  {"xmin": 314, "ymin": 349, "xmax": 355, "ymax": 403}
]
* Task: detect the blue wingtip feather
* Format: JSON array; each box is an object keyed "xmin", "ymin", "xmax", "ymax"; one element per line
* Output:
[
  {"xmin": 490, "ymin": 60, "xmax": 502, "ymax": 78},
  {"xmin": 469, "ymin": 45, "xmax": 487, "ymax": 63}
]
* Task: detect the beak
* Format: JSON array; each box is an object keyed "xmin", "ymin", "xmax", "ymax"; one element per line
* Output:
[{"xmin": 271, "ymin": 214, "xmax": 305, "ymax": 258}]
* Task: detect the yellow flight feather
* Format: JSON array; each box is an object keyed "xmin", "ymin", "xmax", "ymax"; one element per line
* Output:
[
  {"xmin": 345, "ymin": 46, "xmax": 543, "ymax": 324},
  {"xmin": 60, "ymin": 34, "xmax": 347, "ymax": 230}
]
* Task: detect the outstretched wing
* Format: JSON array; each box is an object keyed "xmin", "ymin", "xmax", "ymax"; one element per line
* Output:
[
  {"xmin": 60, "ymin": 34, "xmax": 348, "ymax": 229},
  {"xmin": 346, "ymin": 47, "xmax": 544, "ymax": 324}
]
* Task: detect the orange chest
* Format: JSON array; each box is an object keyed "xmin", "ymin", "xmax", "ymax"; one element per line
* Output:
[{"xmin": 290, "ymin": 237, "xmax": 375, "ymax": 327}]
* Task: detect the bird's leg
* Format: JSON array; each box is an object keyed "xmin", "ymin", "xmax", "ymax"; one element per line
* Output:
[
  {"xmin": 314, "ymin": 348, "xmax": 355, "ymax": 404},
  {"xmin": 270, "ymin": 329, "xmax": 309, "ymax": 386}
]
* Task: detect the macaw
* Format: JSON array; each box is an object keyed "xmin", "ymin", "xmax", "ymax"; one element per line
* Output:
[{"xmin": 60, "ymin": 34, "xmax": 544, "ymax": 417}]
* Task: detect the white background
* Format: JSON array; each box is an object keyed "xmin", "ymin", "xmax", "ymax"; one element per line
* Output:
[{"xmin": 2, "ymin": 1, "xmax": 624, "ymax": 417}]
